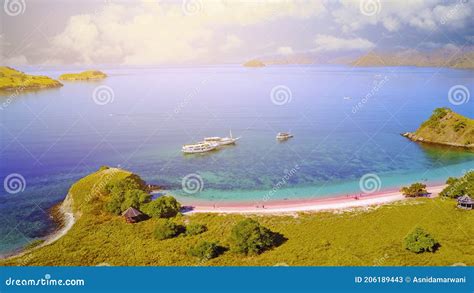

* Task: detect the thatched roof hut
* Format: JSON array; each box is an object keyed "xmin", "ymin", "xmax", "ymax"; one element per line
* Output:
[
  {"xmin": 457, "ymin": 195, "xmax": 474, "ymax": 210},
  {"xmin": 122, "ymin": 207, "xmax": 144, "ymax": 223}
]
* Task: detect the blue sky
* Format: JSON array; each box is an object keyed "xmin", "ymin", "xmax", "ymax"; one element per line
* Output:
[{"xmin": 1, "ymin": 0, "xmax": 473, "ymax": 65}]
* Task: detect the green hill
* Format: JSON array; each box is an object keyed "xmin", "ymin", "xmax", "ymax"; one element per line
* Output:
[
  {"xmin": 403, "ymin": 108, "xmax": 474, "ymax": 148},
  {"xmin": 59, "ymin": 70, "xmax": 107, "ymax": 81},
  {"xmin": 0, "ymin": 66, "xmax": 62, "ymax": 91}
]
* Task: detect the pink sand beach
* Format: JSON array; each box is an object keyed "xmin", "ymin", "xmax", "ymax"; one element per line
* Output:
[{"xmin": 183, "ymin": 184, "xmax": 447, "ymax": 214}]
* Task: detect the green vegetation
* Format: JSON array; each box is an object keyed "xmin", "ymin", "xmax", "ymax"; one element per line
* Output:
[
  {"xmin": 142, "ymin": 196, "xmax": 181, "ymax": 218},
  {"xmin": 0, "ymin": 66, "xmax": 62, "ymax": 91},
  {"xmin": 404, "ymin": 227, "xmax": 439, "ymax": 253},
  {"xmin": 105, "ymin": 176, "xmax": 150, "ymax": 215},
  {"xmin": 229, "ymin": 219, "xmax": 280, "ymax": 255},
  {"xmin": 187, "ymin": 241, "xmax": 221, "ymax": 261},
  {"xmin": 404, "ymin": 108, "xmax": 474, "ymax": 148},
  {"xmin": 154, "ymin": 220, "xmax": 182, "ymax": 240},
  {"xmin": 440, "ymin": 171, "xmax": 474, "ymax": 198},
  {"xmin": 2, "ymin": 168, "xmax": 473, "ymax": 266},
  {"xmin": 59, "ymin": 70, "xmax": 107, "ymax": 81},
  {"xmin": 400, "ymin": 183, "xmax": 428, "ymax": 197},
  {"xmin": 243, "ymin": 59, "xmax": 266, "ymax": 67},
  {"xmin": 185, "ymin": 223, "xmax": 207, "ymax": 236}
]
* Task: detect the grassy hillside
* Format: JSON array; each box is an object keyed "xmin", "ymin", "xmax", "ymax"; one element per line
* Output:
[
  {"xmin": 1, "ymin": 168, "xmax": 473, "ymax": 266},
  {"xmin": 0, "ymin": 66, "xmax": 62, "ymax": 90},
  {"xmin": 403, "ymin": 108, "xmax": 474, "ymax": 148},
  {"xmin": 59, "ymin": 70, "xmax": 107, "ymax": 81}
]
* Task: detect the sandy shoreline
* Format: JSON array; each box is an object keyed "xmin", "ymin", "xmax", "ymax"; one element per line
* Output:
[
  {"xmin": 183, "ymin": 184, "xmax": 447, "ymax": 214},
  {"xmin": 0, "ymin": 193, "xmax": 76, "ymax": 260}
]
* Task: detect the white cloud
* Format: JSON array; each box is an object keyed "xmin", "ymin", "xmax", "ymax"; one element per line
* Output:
[
  {"xmin": 313, "ymin": 34, "xmax": 375, "ymax": 52},
  {"xmin": 48, "ymin": 1, "xmax": 327, "ymax": 65},
  {"xmin": 276, "ymin": 46, "xmax": 294, "ymax": 55},
  {"xmin": 219, "ymin": 35, "xmax": 243, "ymax": 51},
  {"xmin": 1, "ymin": 54, "xmax": 29, "ymax": 66},
  {"xmin": 332, "ymin": 0, "xmax": 474, "ymax": 33}
]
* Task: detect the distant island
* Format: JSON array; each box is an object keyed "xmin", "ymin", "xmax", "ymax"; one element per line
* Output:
[
  {"xmin": 243, "ymin": 59, "xmax": 266, "ymax": 67},
  {"xmin": 352, "ymin": 50, "xmax": 474, "ymax": 69},
  {"xmin": 0, "ymin": 66, "xmax": 62, "ymax": 91},
  {"xmin": 59, "ymin": 70, "xmax": 107, "ymax": 81},
  {"xmin": 403, "ymin": 108, "xmax": 474, "ymax": 148},
  {"xmin": 242, "ymin": 48, "xmax": 474, "ymax": 69}
]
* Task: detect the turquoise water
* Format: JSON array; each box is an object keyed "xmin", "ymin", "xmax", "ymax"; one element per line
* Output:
[{"xmin": 0, "ymin": 65, "xmax": 473, "ymax": 254}]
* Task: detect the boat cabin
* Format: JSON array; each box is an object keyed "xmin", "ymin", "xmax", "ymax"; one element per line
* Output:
[
  {"xmin": 457, "ymin": 195, "xmax": 474, "ymax": 210},
  {"xmin": 122, "ymin": 207, "xmax": 145, "ymax": 223}
]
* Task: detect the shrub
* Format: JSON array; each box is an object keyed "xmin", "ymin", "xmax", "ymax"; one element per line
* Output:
[
  {"xmin": 440, "ymin": 171, "xmax": 474, "ymax": 198},
  {"xmin": 142, "ymin": 196, "xmax": 181, "ymax": 218},
  {"xmin": 104, "ymin": 177, "xmax": 151, "ymax": 215},
  {"xmin": 187, "ymin": 241, "xmax": 220, "ymax": 261},
  {"xmin": 154, "ymin": 220, "xmax": 180, "ymax": 240},
  {"xmin": 404, "ymin": 227, "xmax": 438, "ymax": 253},
  {"xmin": 400, "ymin": 183, "xmax": 428, "ymax": 197},
  {"xmin": 185, "ymin": 223, "xmax": 207, "ymax": 236},
  {"xmin": 229, "ymin": 219, "xmax": 278, "ymax": 255}
]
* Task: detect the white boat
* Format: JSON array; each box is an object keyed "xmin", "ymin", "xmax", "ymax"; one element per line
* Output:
[
  {"xmin": 343, "ymin": 96, "xmax": 352, "ymax": 100},
  {"xmin": 204, "ymin": 130, "xmax": 241, "ymax": 146},
  {"xmin": 182, "ymin": 142, "xmax": 219, "ymax": 154},
  {"xmin": 276, "ymin": 132, "xmax": 293, "ymax": 140}
]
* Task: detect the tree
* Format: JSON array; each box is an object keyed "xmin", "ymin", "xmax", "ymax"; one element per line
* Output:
[
  {"xmin": 154, "ymin": 220, "xmax": 181, "ymax": 240},
  {"xmin": 404, "ymin": 227, "xmax": 438, "ymax": 253},
  {"xmin": 185, "ymin": 223, "xmax": 207, "ymax": 236},
  {"xmin": 141, "ymin": 196, "xmax": 181, "ymax": 218},
  {"xmin": 400, "ymin": 182, "xmax": 428, "ymax": 197},
  {"xmin": 229, "ymin": 219, "xmax": 278, "ymax": 255},
  {"xmin": 187, "ymin": 241, "xmax": 220, "ymax": 261},
  {"xmin": 104, "ymin": 176, "xmax": 151, "ymax": 215},
  {"xmin": 440, "ymin": 171, "xmax": 474, "ymax": 198}
]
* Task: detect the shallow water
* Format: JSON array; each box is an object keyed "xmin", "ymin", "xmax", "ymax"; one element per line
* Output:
[{"xmin": 0, "ymin": 65, "xmax": 473, "ymax": 254}]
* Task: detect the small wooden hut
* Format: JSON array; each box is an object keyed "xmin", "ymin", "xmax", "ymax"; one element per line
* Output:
[
  {"xmin": 122, "ymin": 207, "xmax": 144, "ymax": 223},
  {"xmin": 457, "ymin": 195, "xmax": 474, "ymax": 210}
]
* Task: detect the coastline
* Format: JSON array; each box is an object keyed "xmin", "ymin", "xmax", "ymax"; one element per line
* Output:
[
  {"xmin": 0, "ymin": 193, "xmax": 76, "ymax": 260},
  {"xmin": 183, "ymin": 184, "xmax": 447, "ymax": 214},
  {"xmin": 402, "ymin": 132, "xmax": 474, "ymax": 149}
]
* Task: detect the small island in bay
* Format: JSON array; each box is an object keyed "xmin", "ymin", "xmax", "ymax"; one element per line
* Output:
[
  {"xmin": 403, "ymin": 108, "xmax": 474, "ymax": 148},
  {"xmin": 0, "ymin": 66, "xmax": 63, "ymax": 91},
  {"xmin": 242, "ymin": 59, "xmax": 266, "ymax": 67},
  {"xmin": 59, "ymin": 70, "xmax": 107, "ymax": 81}
]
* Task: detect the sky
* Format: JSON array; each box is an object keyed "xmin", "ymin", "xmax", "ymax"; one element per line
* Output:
[{"xmin": 1, "ymin": 0, "xmax": 473, "ymax": 65}]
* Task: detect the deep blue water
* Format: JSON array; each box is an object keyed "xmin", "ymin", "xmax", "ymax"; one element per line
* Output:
[{"xmin": 0, "ymin": 65, "xmax": 473, "ymax": 254}]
